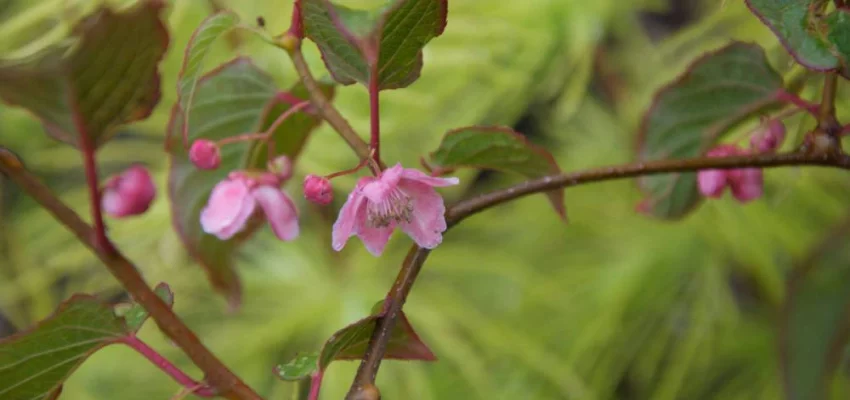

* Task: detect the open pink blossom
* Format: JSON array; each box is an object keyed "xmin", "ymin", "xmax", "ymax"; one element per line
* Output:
[
  {"xmin": 200, "ymin": 172, "xmax": 299, "ymax": 241},
  {"xmin": 697, "ymin": 144, "xmax": 763, "ymax": 203},
  {"xmin": 102, "ymin": 165, "xmax": 156, "ymax": 218},
  {"xmin": 332, "ymin": 164, "xmax": 459, "ymax": 256}
]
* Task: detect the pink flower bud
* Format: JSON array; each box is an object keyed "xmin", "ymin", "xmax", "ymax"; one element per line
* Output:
[
  {"xmin": 750, "ymin": 119, "xmax": 785, "ymax": 153},
  {"xmin": 102, "ymin": 165, "xmax": 157, "ymax": 218},
  {"xmin": 729, "ymin": 168, "xmax": 763, "ymax": 203},
  {"xmin": 189, "ymin": 140, "xmax": 221, "ymax": 170},
  {"xmin": 697, "ymin": 169, "xmax": 727, "ymax": 198},
  {"xmin": 268, "ymin": 155, "xmax": 293, "ymax": 181},
  {"xmin": 303, "ymin": 174, "xmax": 333, "ymax": 205}
]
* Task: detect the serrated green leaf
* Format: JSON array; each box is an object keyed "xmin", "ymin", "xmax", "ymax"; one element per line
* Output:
[
  {"xmin": 745, "ymin": 0, "xmax": 839, "ymax": 71},
  {"xmin": 429, "ymin": 126, "xmax": 566, "ymax": 219},
  {"xmin": 273, "ymin": 353, "xmax": 319, "ymax": 381},
  {"xmin": 781, "ymin": 225, "xmax": 850, "ymax": 400},
  {"xmin": 827, "ymin": 10, "xmax": 850, "ymax": 70},
  {"xmin": 0, "ymin": 0, "xmax": 168, "ymax": 148},
  {"xmin": 113, "ymin": 282, "xmax": 173, "ymax": 333},
  {"xmin": 301, "ymin": 0, "xmax": 447, "ymax": 89},
  {"xmin": 0, "ymin": 295, "xmax": 127, "ymax": 400},
  {"xmin": 167, "ymin": 58, "xmax": 330, "ymax": 306},
  {"xmin": 636, "ymin": 42, "xmax": 783, "ymax": 219}
]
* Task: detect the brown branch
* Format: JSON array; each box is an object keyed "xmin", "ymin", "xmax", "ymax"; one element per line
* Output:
[
  {"xmin": 281, "ymin": 39, "xmax": 372, "ymax": 163},
  {"xmin": 818, "ymin": 72, "xmax": 840, "ymax": 134},
  {"xmin": 346, "ymin": 149, "xmax": 850, "ymax": 398},
  {"xmin": 0, "ymin": 149, "xmax": 262, "ymax": 400}
]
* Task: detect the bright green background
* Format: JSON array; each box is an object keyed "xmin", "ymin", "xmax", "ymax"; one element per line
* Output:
[{"xmin": 2, "ymin": 0, "xmax": 850, "ymax": 399}]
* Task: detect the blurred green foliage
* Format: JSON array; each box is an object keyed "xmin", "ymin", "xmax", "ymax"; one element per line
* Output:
[{"xmin": 1, "ymin": 0, "xmax": 850, "ymax": 399}]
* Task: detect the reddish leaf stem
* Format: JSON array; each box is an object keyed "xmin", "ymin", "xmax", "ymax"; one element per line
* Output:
[
  {"xmin": 345, "ymin": 149, "xmax": 850, "ymax": 398},
  {"xmin": 775, "ymin": 89, "xmax": 818, "ymax": 115},
  {"xmin": 217, "ymin": 101, "xmax": 311, "ymax": 145},
  {"xmin": 309, "ymin": 371, "xmax": 324, "ymax": 400},
  {"xmin": 368, "ymin": 44, "xmax": 382, "ymax": 166},
  {"xmin": 122, "ymin": 335, "xmax": 217, "ymax": 398},
  {"xmin": 0, "ymin": 149, "xmax": 262, "ymax": 400}
]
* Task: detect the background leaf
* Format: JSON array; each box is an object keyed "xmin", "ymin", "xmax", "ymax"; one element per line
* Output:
[
  {"xmin": 0, "ymin": 295, "xmax": 127, "ymax": 400},
  {"xmin": 780, "ymin": 223, "xmax": 850, "ymax": 400},
  {"xmin": 430, "ymin": 126, "xmax": 566, "ymax": 219},
  {"xmin": 636, "ymin": 42, "xmax": 783, "ymax": 219},
  {"xmin": 167, "ymin": 58, "xmax": 330, "ymax": 306},
  {"xmin": 274, "ymin": 353, "xmax": 319, "ymax": 381},
  {"xmin": 0, "ymin": 0, "xmax": 168, "ymax": 147},
  {"xmin": 301, "ymin": 0, "xmax": 447, "ymax": 89}
]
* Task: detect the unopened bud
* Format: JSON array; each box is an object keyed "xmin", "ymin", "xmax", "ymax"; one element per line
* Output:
[
  {"xmin": 268, "ymin": 155, "xmax": 293, "ymax": 181},
  {"xmin": 102, "ymin": 165, "xmax": 157, "ymax": 218},
  {"xmin": 189, "ymin": 140, "xmax": 221, "ymax": 170},
  {"xmin": 303, "ymin": 174, "xmax": 333, "ymax": 205},
  {"xmin": 750, "ymin": 119, "xmax": 786, "ymax": 153}
]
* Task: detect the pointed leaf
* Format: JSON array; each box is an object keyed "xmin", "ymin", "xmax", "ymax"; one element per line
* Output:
[
  {"xmin": 167, "ymin": 58, "xmax": 331, "ymax": 306},
  {"xmin": 0, "ymin": 295, "xmax": 128, "ymax": 400},
  {"xmin": 0, "ymin": 1, "xmax": 168, "ymax": 147},
  {"xmin": 781, "ymin": 224, "xmax": 850, "ymax": 400},
  {"xmin": 301, "ymin": 0, "xmax": 447, "ymax": 89},
  {"xmin": 636, "ymin": 42, "xmax": 783, "ymax": 219},
  {"xmin": 429, "ymin": 126, "xmax": 566, "ymax": 219},
  {"xmin": 273, "ymin": 300, "xmax": 435, "ymax": 382},
  {"xmin": 273, "ymin": 353, "xmax": 319, "ymax": 381},
  {"xmin": 745, "ymin": 0, "xmax": 839, "ymax": 71},
  {"xmin": 113, "ymin": 282, "xmax": 174, "ymax": 333}
]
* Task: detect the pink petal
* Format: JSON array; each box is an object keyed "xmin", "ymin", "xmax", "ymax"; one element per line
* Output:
[
  {"xmin": 200, "ymin": 179, "xmax": 256, "ymax": 240},
  {"xmin": 400, "ymin": 167, "xmax": 459, "ymax": 187},
  {"xmin": 356, "ymin": 224, "xmax": 395, "ymax": 256},
  {"xmin": 252, "ymin": 186, "xmax": 300, "ymax": 241},
  {"xmin": 332, "ymin": 188, "xmax": 368, "ymax": 251},
  {"xmin": 398, "ymin": 181, "xmax": 447, "ymax": 249},
  {"xmin": 729, "ymin": 168, "xmax": 763, "ymax": 203},
  {"xmin": 102, "ymin": 190, "xmax": 129, "ymax": 216},
  {"xmin": 697, "ymin": 169, "xmax": 727, "ymax": 198}
]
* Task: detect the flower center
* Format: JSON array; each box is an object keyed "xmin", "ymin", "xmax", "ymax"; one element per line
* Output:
[{"xmin": 366, "ymin": 187, "xmax": 413, "ymax": 228}]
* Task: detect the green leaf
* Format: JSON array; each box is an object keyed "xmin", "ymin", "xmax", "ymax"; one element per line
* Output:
[
  {"xmin": 273, "ymin": 353, "xmax": 319, "ymax": 381},
  {"xmin": 0, "ymin": 295, "xmax": 128, "ymax": 400},
  {"xmin": 636, "ymin": 42, "xmax": 783, "ymax": 219},
  {"xmin": 167, "ymin": 58, "xmax": 331, "ymax": 306},
  {"xmin": 781, "ymin": 225, "xmax": 850, "ymax": 400},
  {"xmin": 113, "ymin": 283, "xmax": 174, "ymax": 333},
  {"xmin": 301, "ymin": 0, "xmax": 447, "ymax": 89},
  {"xmin": 745, "ymin": 0, "xmax": 842, "ymax": 71},
  {"xmin": 429, "ymin": 126, "xmax": 566, "ymax": 219},
  {"xmin": 827, "ymin": 10, "xmax": 850, "ymax": 70},
  {"xmin": 0, "ymin": 1, "xmax": 168, "ymax": 148},
  {"xmin": 274, "ymin": 300, "xmax": 435, "ymax": 381}
]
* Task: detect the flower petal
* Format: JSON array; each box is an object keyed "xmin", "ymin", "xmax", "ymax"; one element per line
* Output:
[
  {"xmin": 332, "ymin": 188, "xmax": 368, "ymax": 251},
  {"xmin": 697, "ymin": 169, "xmax": 727, "ymax": 198},
  {"xmin": 252, "ymin": 186, "xmax": 300, "ymax": 241},
  {"xmin": 356, "ymin": 224, "xmax": 395, "ymax": 256},
  {"xmin": 400, "ymin": 167, "xmax": 459, "ymax": 187},
  {"xmin": 729, "ymin": 168, "xmax": 763, "ymax": 203},
  {"xmin": 200, "ymin": 179, "xmax": 256, "ymax": 240},
  {"xmin": 399, "ymin": 181, "xmax": 447, "ymax": 249}
]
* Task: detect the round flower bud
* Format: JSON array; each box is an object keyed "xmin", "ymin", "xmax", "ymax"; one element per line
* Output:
[
  {"xmin": 189, "ymin": 140, "xmax": 221, "ymax": 170},
  {"xmin": 303, "ymin": 174, "xmax": 333, "ymax": 205}
]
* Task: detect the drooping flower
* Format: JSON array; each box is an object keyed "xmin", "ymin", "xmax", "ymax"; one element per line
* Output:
[
  {"xmin": 189, "ymin": 140, "xmax": 221, "ymax": 170},
  {"xmin": 102, "ymin": 165, "xmax": 157, "ymax": 218},
  {"xmin": 697, "ymin": 144, "xmax": 763, "ymax": 203},
  {"xmin": 200, "ymin": 171, "xmax": 298, "ymax": 241},
  {"xmin": 304, "ymin": 174, "xmax": 333, "ymax": 205},
  {"xmin": 332, "ymin": 164, "xmax": 459, "ymax": 256}
]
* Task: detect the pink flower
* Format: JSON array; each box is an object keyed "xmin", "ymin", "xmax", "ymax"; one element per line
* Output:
[
  {"xmin": 697, "ymin": 144, "xmax": 763, "ymax": 203},
  {"xmin": 749, "ymin": 119, "xmax": 785, "ymax": 153},
  {"xmin": 102, "ymin": 165, "xmax": 157, "ymax": 218},
  {"xmin": 189, "ymin": 140, "xmax": 221, "ymax": 170},
  {"xmin": 304, "ymin": 174, "xmax": 333, "ymax": 205},
  {"xmin": 332, "ymin": 164, "xmax": 459, "ymax": 256},
  {"xmin": 200, "ymin": 172, "xmax": 299, "ymax": 241}
]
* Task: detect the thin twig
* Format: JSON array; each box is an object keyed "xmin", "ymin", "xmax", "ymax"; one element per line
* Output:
[
  {"xmin": 0, "ymin": 149, "xmax": 263, "ymax": 400},
  {"xmin": 121, "ymin": 335, "xmax": 217, "ymax": 398},
  {"xmin": 345, "ymin": 149, "xmax": 850, "ymax": 398}
]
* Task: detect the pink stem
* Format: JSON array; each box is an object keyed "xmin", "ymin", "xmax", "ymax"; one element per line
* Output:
[
  {"xmin": 368, "ymin": 51, "xmax": 381, "ymax": 166},
  {"xmin": 776, "ymin": 89, "xmax": 818, "ymax": 115},
  {"xmin": 121, "ymin": 335, "xmax": 217, "ymax": 398},
  {"xmin": 288, "ymin": 0, "xmax": 304, "ymax": 38},
  {"xmin": 309, "ymin": 370, "xmax": 324, "ymax": 400},
  {"xmin": 216, "ymin": 101, "xmax": 311, "ymax": 146}
]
